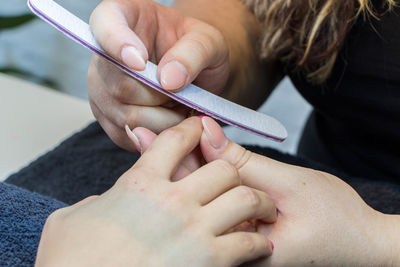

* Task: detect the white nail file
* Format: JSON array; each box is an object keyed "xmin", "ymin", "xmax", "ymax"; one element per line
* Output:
[{"xmin": 27, "ymin": 0, "xmax": 287, "ymax": 141}]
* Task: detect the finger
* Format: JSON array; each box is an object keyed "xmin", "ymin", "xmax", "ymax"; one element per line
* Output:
[
  {"xmin": 177, "ymin": 159, "xmax": 240, "ymax": 205},
  {"xmin": 125, "ymin": 126, "xmax": 157, "ymax": 154},
  {"xmin": 132, "ymin": 117, "xmax": 203, "ymax": 179},
  {"xmin": 157, "ymin": 21, "xmax": 229, "ymax": 92},
  {"xmin": 90, "ymin": 101, "xmax": 137, "ymax": 152},
  {"xmin": 125, "ymin": 126, "xmax": 202, "ymax": 181},
  {"xmin": 171, "ymin": 146, "xmax": 203, "ymax": 181},
  {"xmin": 201, "ymin": 186, "xmax": 276, "ymax": 235},
  {"xmin": 93, "ymin": 56, "xmax": 169, "ymax": 106},
  {"xmin": 216, "ymin": 232, "xmax": 273, "ymax": 266},
  {"xmin": 90, "ymin": 0, "xmax": 148, "ymax": 70},
  {"xmin": 89, "ymin": 82, "xmax": 185, "ymax": 133},
  {"xmin": 199, "ymin": 116, "xmax": 297, "ymax": 196}
]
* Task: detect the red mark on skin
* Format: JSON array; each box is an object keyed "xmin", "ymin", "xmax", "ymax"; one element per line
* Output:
[
  {"xmin": 198, "ymin": 115, "xmax": 205, "ymax": 119},
  {"xmin": 140, "ymin": 188, "xmax": 145, "ymax": 192}
]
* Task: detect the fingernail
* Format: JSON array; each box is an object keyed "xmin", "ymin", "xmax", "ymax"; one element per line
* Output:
[
  {"xmin": 160, "ymin": 60, "xmax": 188, "ymax": 90},
  {"xmin": 201, "ymin": 116, "xmax": 228, "ymax": 149},
  {"xmin": 270, "ymin": 241, "xmax": 274, "ymax": 251},
  {"xmin": 121, "ymin": 46, "xmax": 146, "ymax": 70},
  {"xmin": 125, "ymin": 125, "xmax": 142, "ymax": 154},
  {"xmin": 198, "ymin": 115, "xmax": 205, "ymax": 119}
]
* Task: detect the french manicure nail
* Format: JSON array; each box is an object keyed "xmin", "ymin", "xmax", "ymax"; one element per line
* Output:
[
  {"xmin": 160, "ymin": 60, "xmax": 188, "ymax": 90},
  {"xmin": 201, "ymin": 116, "xmax": 228, "ymax": 149},
  {"xmin": 125, "ymin": 125, "xmax": 142, "ymax": 154},
  {"xmin": 121, "ymin": 46, "xmax": 146, "ymax": 70}
]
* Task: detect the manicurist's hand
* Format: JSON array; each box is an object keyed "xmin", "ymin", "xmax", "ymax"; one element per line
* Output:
[
  {"xmin": 87, "ymin": 0, "xmax": 231, "ymax": 151},
  {"xmin": 196, "ymin": 117, "xmax": 400, "ymax": 266},
  {"xmin": 35, "ymin": 117, "xmax": 276, "ymax": 267}
]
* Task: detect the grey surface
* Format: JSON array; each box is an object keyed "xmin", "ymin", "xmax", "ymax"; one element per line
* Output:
[{"xmin": 0, "ymin": 0, "xmax": 311, "ymax": 153}]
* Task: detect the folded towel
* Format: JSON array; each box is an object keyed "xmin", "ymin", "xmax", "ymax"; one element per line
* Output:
[
  {"xmin": 1, "ymin": 122, "xmax": 399, "ymax": 266},
  {"xmin": 0, "ymin": 183, "xmax": 65, "ymax": 266}
]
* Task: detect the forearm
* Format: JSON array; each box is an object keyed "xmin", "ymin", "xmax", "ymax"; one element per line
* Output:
[{"xmin": 173, "ymin": 0, "xmax": 283, "ymax": 109}]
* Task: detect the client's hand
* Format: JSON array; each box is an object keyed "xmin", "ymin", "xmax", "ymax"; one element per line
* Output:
[
  {"xmin": 197, "ymin": 117, "xmax": 396, "ymax": 266},
  {"xmin": 130, "ymin": 116, "xmax": 398, "ymax": 266},
  {"xmin": 35, "ymin": 117, "xmax": 275, "ymax": 267},
  {"xmin": 87, "ymin": 0, "xmax": 229, "ymax": 151}
]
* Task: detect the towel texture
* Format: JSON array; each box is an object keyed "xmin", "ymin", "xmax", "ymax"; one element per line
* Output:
[
  {"xmin": 1, "ymin": 122, "xmax": 400, "ymax": 266},
  {"xmin": 0, "ymin": 183, "xmax": 65, "ymax": 266}
]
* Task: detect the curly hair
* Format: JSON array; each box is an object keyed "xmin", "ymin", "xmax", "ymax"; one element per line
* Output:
[{"xmin": 243, "ymin": 0, "xmax": 396, "ymax": 83}]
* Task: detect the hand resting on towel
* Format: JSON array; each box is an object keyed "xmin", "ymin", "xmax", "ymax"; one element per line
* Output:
[
  {"xmin": 35, "ymin": 117, "xmax": 276, "ymax": 267},
  {"xmin": 129, "ymin": 116, "xmax": 400, "ymax": 267}
]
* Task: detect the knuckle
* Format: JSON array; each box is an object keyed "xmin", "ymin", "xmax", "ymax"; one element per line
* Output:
[
  {"xmin": 213, "ymin": 159, "xmax": 239, "ymax": 184},
  {"xmin": 161, "ymin": 187, "xmax": 191, "ymax": 213},
  {"xmin": 89, "ymin": 101, "xmax": 100, "ymax": 119},
  {"xmin": 231, "ymin": 149, "xmax": 252, "ymax": 171},
  {"xmin": 112, "ymin": 80, "xmax": 128, "ymax": 101},
  {"xmin": 87, "ymin": 61, "xmax": 97, "ymax": 84},
  {"xmin": 44, "ymin": 207, "xmax": 68, "ymax": 228},
  {"xmin": 239, "ymin": 234, "xmax": 257, "ymax": 254},
  {"xmin": 237, "ymin": 186, "xmax": 261, "ymax": 209},
  {"xmin": 123, "ymin": 108, "xmax": 141, "ymax": 129},
  {"xmin": 184, "ymin": 38, "xmax": 211, "ymax": 68},
  {"xmin": 159, "ymin": 127, "xmax": 186, "ymax": 144},
  {"xmin": 112, "ymin": 78, "xmax": 135, "ymax": 102}
]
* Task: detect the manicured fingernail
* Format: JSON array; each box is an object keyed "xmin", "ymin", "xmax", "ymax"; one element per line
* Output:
[
  {"xmin": 270, "ymin": 241, "xmax": 274, "ymax": 250},
  {"xmin": 121, "ymin": 46, "xmax": 146, "ymax": 70},
  {"xmin": 160, "ymin": 60, "xmax": 188, "ymax": 90},
  {"xmin": 201, "ymin": 116, "xmax": 228, "ymax": 149},
  {"xmin": 125, "ymin": 125, "xmax": 142, "ymax": 154}
]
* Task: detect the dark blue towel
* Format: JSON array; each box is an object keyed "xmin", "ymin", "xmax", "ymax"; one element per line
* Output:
[
  {"xmin": 1, "ymin": 122, "xmax": 400, "ymax": 266},
  {"xmin": 0, "ymin": 183, "xmax": 66, "ymax": 266}
]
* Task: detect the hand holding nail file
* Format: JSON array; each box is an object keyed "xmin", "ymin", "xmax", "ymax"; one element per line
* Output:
[{"xmin": 27, "ymin": 0, "xmax": 287, "ymax": 141}]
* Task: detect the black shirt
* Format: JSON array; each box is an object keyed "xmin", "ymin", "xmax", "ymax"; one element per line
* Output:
[{"xmin": 290, "ymin": 2, "xmax": 400, "ymax": 181}]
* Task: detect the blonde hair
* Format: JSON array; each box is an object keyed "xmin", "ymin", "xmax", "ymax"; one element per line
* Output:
[{"xmin": 244, "ymin": 0, "xmax": 396, "ymax": 83}]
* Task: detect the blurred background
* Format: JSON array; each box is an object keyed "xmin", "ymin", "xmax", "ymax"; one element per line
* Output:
[{"xmin": 0, "ymin": 0, "xmax": 311, "ymax": 178}]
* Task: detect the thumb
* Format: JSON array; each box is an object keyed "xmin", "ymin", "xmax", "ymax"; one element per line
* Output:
[
  {"xmin": 199, "ymin": 116, "xmax": 294, "ymax": 196},
  {"xmin": 157, "ymin": 22, "xmax": 229, "ymax": 93},
  {"xmin": 90, "ymin": 0, "xmax": 148, "ymax": 70}
]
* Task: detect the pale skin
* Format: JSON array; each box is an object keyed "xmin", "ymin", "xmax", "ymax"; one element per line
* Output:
[
  {"xmin": 87, "ymin": 0, "xmax": 280, "ymax": 151},
  {"xmin": 84, "ymin": 0, "xmax": 400, "ymax": 265},
  {"xmin": 129, "ymin": 116, "xmax": 400, "ymax": 266},
  {"xmin": 35, "ymin": 117, "xmax": 276, "ymax": 267},
  {"xmin": 36, "ymin": 117, "xmax": 400, "ymax": 266}
]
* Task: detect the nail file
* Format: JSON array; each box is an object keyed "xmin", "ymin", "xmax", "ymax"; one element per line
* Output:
[{"xmin": 27, "ymin": 0, "xmax": 287, "ymax": 141}]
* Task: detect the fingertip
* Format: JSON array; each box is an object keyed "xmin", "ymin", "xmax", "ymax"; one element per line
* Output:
[
  {"xmin": 159, "ymin": 60, "xmax": 188, "ymax": 91},
  {"xmin": 121, "ymin": 46, "xmax": 147, "ymax": 70},
  {"xmin": 203, "ymin": 117, "xmax": 227, "ymax": 149},
  {"xmin": 90, "ymin": 1, "xmax": 149, "ymax": 70},
  {"xmin": 125, "ymin": 125, "xmax": 142, "ymax": 153},
  {"xmin": 131, "ymin": 127, "xmax": 158, "ymax": 153}
]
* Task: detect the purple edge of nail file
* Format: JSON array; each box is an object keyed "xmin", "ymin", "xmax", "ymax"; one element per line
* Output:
[{"xmin": 27, "ymin": 0, "xmax": 287, "ymax": 142}]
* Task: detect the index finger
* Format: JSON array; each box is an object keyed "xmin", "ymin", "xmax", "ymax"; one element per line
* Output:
[
  {"xmin": 90, "ymin": 0, "xmax": 148, "ymax": 70},
  {"xmin": 130, "ymin": 117, "xmax": 203, "ymax": 180}
]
